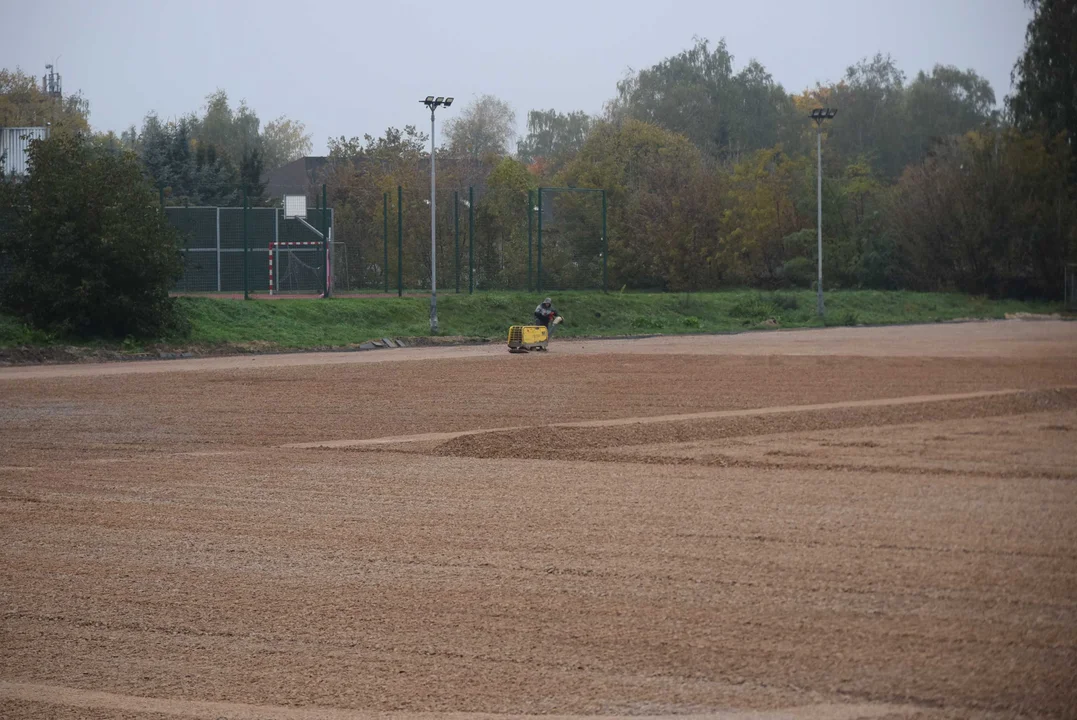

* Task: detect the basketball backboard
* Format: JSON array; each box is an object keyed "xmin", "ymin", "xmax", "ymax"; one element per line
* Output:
[{"xmin": 283, "ymin": 195, "xmax": 307, "ymax": 219}]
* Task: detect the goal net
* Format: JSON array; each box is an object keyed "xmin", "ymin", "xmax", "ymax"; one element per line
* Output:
[{"xmin": 270, "ymin": 241, "xmax": 326, "ymax": 295}]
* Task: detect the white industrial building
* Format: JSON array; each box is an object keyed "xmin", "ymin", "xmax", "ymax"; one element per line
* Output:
[{"xmin": 0, "ymin": 127, "xmax": 50, "ymax": 176}]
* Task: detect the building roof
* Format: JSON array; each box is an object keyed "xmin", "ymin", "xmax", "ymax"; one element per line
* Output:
[
  {"xmin": 263, "ymin": 156, "xmax": 329, "ymax": 199},
  {"xmin": 263, "ymin": 154, "xmax": 499, "ymax": 200}
]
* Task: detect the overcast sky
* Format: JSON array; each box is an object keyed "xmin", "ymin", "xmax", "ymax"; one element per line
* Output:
[{"xmin": 5, "ymin": 0, "xmax": 1032, "ymax": 154}]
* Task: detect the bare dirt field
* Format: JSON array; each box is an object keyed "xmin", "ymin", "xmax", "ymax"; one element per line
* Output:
[{"xmin": 2, "ymin": 320, "xmax": 1076, "ymax": 720}]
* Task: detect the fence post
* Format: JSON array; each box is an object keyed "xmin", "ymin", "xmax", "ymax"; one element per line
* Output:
[
  {"xmin": 272, "ymin": 205, "xmax": 278, "ymax": 295},
  {"xmin": 315, "ymin": 191, "xmax": 322, "ymax": 294},
  {"xmin": 537, "ymin": 187, "xmax": 543, "ymax": 294},
  {"xmin": 242, "ymin": 186, "xmax": 249, "ymax": 300},
  {"xmin": 322, "ymin": 183, "xmax": 329, "ymax": 298},
  {"xmin": 158, "ymin": 182, "xmax": 164, "ymax": 211},
  {"xmin": 527, "ymin": 189, "xmax": 533, "ymax": 292},
  {"xmin": 601, "ymin": 189, "xmax": 608, "ymax": 293},
  {"xmin": 397, "ymin": 185, "xmax": 403, "ymax": 297},
  {"xmin": 454, "ymin": 190, "xmax": 460, "ymax": 293},
  {"xmin": 383, "ymin": 192, "xmax": 389, "ymax": 293},
  {"xmin": 216, "ymin": 206, "xmax": 222, "ymax": 292},
  {"xmin": 468, "ymin": 186, "xmax": 474, "ymax": 294}
]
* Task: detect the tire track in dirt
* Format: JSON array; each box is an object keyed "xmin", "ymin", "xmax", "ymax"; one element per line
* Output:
[
  {"xmin": 284, "ymin": 387, "xmax": 1072, "ymax": 451},
  {"xmin": 0, "ymin": 681, "xmax": 922, "ymax": 720},
  {"xmin": 429, "ymin": 388, "xmax": 1077, "ymax": 461}
]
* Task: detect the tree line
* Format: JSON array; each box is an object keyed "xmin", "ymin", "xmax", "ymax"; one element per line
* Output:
[
  {"xmin": 1, "ymin": 68, "xmax": 313, "ymax": 206},
  {"xmin": 0, "ymin": 76, "xmax": 314, "ymax": 336},
  {"xmin": 1, "ymin": 0, "xmax": 1074, "ymax": 339},
  {"xmin": 327, "ymin": 0, "xmax": 1075, "ymax": 300},
  {"xmin": 104, "ymin": 89, "xmax": 313, "ymax": 206}
]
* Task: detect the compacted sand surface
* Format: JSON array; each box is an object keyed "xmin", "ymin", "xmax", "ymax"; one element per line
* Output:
[{"xmin": 2, "ymin": 321, "xmax": 1075, "ymax": 719}]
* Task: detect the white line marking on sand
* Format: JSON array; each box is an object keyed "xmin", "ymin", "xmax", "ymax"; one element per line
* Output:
[{"xmin": 0, "ymin": 679, "xmax": 921, "ymax": 720}]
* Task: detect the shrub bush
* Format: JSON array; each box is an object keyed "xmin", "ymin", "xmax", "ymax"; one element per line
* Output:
[
  {"xmin": 0, "ymin": 134, "xmax": 185, "ymax": 338},
  {"xmin": 779, "ymin": 256, "xmax": 815, "ymax": 289}
]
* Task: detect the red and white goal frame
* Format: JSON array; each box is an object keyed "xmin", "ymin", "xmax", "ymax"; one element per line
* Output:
[{"xmin": 268, "ymin": 241, "xmax": 331, "ymax": 296}]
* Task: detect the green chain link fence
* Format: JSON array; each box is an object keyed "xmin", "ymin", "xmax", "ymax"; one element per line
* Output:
[
  {"xmin": 311, "ymin": 184, "xmax": 607, "ymax": 297},
  {"xmin": 536, "ymin": 187, "xmax": 608, "ymax": 293},
  {"xmin": 167, "ymin": 185, "xmax": 333, "ymax": 298},
  {"xmin": 1066, "ymin": 264, "xmax": 1077, "ymax": 312},
  {"xmin": 1, "ymin": 181, "xmax": 605, "ymax": 300}
]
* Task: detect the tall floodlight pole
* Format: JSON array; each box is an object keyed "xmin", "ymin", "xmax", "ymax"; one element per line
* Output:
[
  {"xmin": 421, "ymin": 95, "xmax": 454, "ymax": 333},
  {"xmin": 810, "ymin": 107, "xmax": 837, "ymax": 318}
]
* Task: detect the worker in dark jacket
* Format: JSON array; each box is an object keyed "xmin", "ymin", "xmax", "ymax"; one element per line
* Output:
[{"xmin": 534, "ymin": 297, "xmax": 561, "ymax": 330}]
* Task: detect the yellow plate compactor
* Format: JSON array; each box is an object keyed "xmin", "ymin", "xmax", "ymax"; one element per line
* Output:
[{"xmin": 507, "ymin": 325, "xmax": 549, "ymax": 353}]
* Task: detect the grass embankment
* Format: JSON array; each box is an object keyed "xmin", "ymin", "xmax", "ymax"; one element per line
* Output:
[
  {"xmin": 156, "ymin": 290, "xmax": 1066, "ymax": 348},
  {"xmin": 0, "ymin": 290, "xmax": 1065, "ymax": 354}
]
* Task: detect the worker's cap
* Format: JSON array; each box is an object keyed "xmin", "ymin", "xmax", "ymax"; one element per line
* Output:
[{"xmin": 543, "ymin": 297, "xmax": 552, "ymax": 304}]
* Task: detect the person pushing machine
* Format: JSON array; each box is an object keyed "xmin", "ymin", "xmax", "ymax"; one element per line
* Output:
[
  {"xmin": 506, "ymin": 298, "xmax": 564, "ymax": 353},
  {"xmin": 534, "ymin": 297, "xmax": 563, "ymax": 334}
]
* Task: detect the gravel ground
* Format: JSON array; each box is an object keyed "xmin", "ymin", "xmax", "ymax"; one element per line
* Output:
[{"xmin": 1, "ymin": 321, "xmax": 1075, "ymax": 719}]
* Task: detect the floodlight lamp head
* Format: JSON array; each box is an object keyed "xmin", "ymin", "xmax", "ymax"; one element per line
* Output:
[
  {"xmin": 424, "ymin": 96, "xmax": 435, "ymax": 105},
  {"xmin": 826, "ymin": 108, "xmax": 838, "ymax": 119},
  {"xmin": 444, "ymin": 97, "xmax": 454, "ymax": 107},
  {"xmin": 435, "ymin": 96, "xmax": 445, "ymax": 104},
  {"xmin": 811, "ymin": 108, "xmax": 823, "ymax": 119}
]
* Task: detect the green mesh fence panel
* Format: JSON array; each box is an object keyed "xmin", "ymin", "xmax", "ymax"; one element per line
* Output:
[
  {"xmin": 330, "ymin": 240, "xmax": 351, "ymax": 293},
  {"xmin": 471, "ymin": 186, "xmax": 531, "ymax": 291},
  {"xmin": 396, "ymin": 188, "xmax": 430, "ymax": 292},
  {"xmin": 330, "ymin": 199, "xmax": 381, "ymax": 293},
  {"xmin": 177, "ymin": 249, "xmax": 218, "ymax": 293},
  {"xmin": 432, "ymin": 188, "xmax": 464, "ymax": 293},
  {"xmin": 538, "ymin": 189, "xmax": 604, "ymax": 291},
  {"xmin": 167, "ymin": 206, "xmax": 331, "ymax": 294},
  {"xmin": 161, "ymin": 190, "xmax": 600, "ymax": 297},
  {"xmin": 168, "ymin": 207, "xmax": 218, "ymax": 292},
  {"xmin": 219, "ymin": 208, "xmax": 256, "ymax": 292},
  {"xmin": 374, "ymin": 190, "xmax": 471, "ymax": 294},
  {"xmin": 391, "ymin": 187, "xmax": 517, "ymax": 293},
  {"xmin": 0, "ymin": 205, "xmax": 16, "ymax": 292},
  {"xmin": 166, "ymin": 207, "xmax": 216, "ymax": 249},
  {"xmin": 1066, "ymin": 265, "xmax": 1077, "ymax": 311},
  {"xmin": 312, "ymin": 185, "xmax": 602, "ymax": 295},
  {"xmin": 219, "ymin": 207, "xmax": 275, "ymax": 250},
  {"xmin": 0, "ymin": 254, "xmax": 11, "ymax": 293}
]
